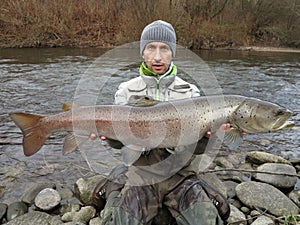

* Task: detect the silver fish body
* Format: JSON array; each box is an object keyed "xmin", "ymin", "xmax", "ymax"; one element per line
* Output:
[{"xmin": 10, "ymin": 95, "xmax": 294, "ymax": 156}]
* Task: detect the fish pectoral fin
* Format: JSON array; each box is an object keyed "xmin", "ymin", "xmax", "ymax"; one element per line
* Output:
[
  {"xmin": 223, "ymin": 128, "xmax": 243, "ymax": 150},
  {"xmin": 63, "ymin": 133, "xmax": 87, "ymax": 155},
  {"xmin": 127, "ymin": 95, "xmax": 160, "ymax": 107},
  {"xmin": 121, "ymin": 145, "xmax": 144, "ymax": 166}
]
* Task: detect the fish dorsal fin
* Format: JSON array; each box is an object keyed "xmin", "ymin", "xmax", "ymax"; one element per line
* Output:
[
  {"xmin": 223, "ymin": 128, "xmax": 243, "ymax": 150},
  {"xmin": 127, "ymin": 95, "xmax": 160, "ymax": 107},
  {"xmin": 62, "ymin": 102, "xmax": 79, "ymax": 111}
]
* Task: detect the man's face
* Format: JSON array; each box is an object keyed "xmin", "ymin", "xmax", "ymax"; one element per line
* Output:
[{"xmin": 143, "ymin": 42, "xmax": 172, "ymax": 75}]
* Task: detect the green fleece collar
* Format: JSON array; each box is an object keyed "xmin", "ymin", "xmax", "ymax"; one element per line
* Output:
[{"xmin": 139, "ymin": 61, "xmax": 177, "ymax": 77}]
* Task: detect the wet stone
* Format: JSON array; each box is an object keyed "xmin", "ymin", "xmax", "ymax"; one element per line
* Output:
[
  {"xmin": 59, "ymin": 203, "xmax": 81, "ymax": 215},
  {"xmin": 236, "ymin": 181, "xmax": 299, "ymax": 217},
  {"xmin": 90, "ymin": 216, "xmax": 103, "ymax": 225},
  {"xmin": 251, "ymin": 215, "xmax": 274, "ymax": 225},
  {"xmin": 63, "ymin": 222, "xmax": 86, "ymax": 225},
  {"xmin": 35, "ymin": 188, "xmax": 61, "ymax": 211},
  {"xmin": 254, "ymin": 163, "xmax": 297, "ymax": 189},
  {"xmin": 21, "ymin": 182, "xmax": 56, "ymax": 204},
  {"xmin": 5, "ymin": 211, "xmax": 62, "ymax": 225},
  {"xmin": 289, "ymin": 189, "xmax": 300, "ymax": 207},
  {"xmin": 227, "ymin": 204, "xmax": 246, "ymax": 225},
  {"xmin": 62, "ymin": 206, "xmax": 96, "ymax": 223},
  {"xmin": 223, "ymin": 180, "xmax": 238, "ymax": 198},
  {"xmin": 74, "ymin": 175, "xmax": 104, "ymax": 205},
  {"xmin": 245, "ymin": 151, "xmax": 291, "ymax": 165},
  {"xmin": 6, "ymin": 201, "xmax": 28, "ymax": 221},
  {"xmin": 0, "ymin": 203, "xmax": 8, "ymax": 221},
  {"xmin": 73, "ymin": 206, "xmax": 96, "ymax": 223}
]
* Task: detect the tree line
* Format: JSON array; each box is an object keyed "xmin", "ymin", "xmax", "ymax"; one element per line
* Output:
[{"xmin": 0, "ymin": 0, "xmax": 299, "ymax": 48}]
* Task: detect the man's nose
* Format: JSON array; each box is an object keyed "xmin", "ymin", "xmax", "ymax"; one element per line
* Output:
[{"xmin": 154, "ymin": 49, "xmax": 162, "ymax": 61}]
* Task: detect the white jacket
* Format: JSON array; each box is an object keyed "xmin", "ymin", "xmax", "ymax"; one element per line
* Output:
[{"xmin": 115, "ymin": 72, "xmax": 200, "ymax": 105}]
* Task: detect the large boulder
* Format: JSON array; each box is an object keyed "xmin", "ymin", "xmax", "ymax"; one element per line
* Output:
[
  {"xmin": 236, "ymin": 181, "xmax": 299, "ymax": 217},
  {"xmin": 254, "ymin": 163, "xmax": 297, "ymax": 189}
]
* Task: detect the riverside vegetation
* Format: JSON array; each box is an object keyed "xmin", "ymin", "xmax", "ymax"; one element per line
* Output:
[{"xmin": 0, "ymin": 0, "xmax": 299, "ymax": 49}]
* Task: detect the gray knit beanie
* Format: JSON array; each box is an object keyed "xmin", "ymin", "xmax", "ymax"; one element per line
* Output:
[{"xmin": 140, "ymin": 20, "xmax": 176, "ymax": 56}]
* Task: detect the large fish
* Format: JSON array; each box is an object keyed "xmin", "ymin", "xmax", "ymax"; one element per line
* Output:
[{"xmin": 10, "ymin": 95, "xmax": 294, "ymax": 159}]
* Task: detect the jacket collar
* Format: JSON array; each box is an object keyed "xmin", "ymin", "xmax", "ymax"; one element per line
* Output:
[{"xmin": 139, "ymin": 62, "xmax": 177, "ymax": 88}]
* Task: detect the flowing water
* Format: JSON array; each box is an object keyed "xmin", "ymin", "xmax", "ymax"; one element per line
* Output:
[{"xmin": 0, "ymin": 47, "xmax": 299, "ymax": 203}]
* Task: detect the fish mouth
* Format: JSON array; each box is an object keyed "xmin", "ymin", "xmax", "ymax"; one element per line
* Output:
[
  {"xmin": 273, "ymin": 120, "xmax": 295, "ymax": 130},
  {"xmin": 272, "ymin": 110, "xmax": 296, "ymax": 130}
]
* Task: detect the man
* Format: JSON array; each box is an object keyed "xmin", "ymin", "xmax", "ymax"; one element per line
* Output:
[{"xmin": 93, "ymin": 20, "xmax": 230, "ymax": 225}]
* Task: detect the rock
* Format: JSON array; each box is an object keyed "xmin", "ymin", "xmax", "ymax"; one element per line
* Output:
[
  {"xmin": 199, "ymin": 173, "xmax": 227, "ymax": 197},
  {"xmin": 236, "ymin": 181, "xmax": 299, "ymax": 217},
  {"xmin": 90, "ymin": 216, "xmax": 103, "ymax": 225},
  {"xmin": 0, "ymin": 186, "xmax": 5, "ymax": 198},
  {"xmin": 61, "ymin": 211, "xmax": 75, "ymax": 222},
  {"xmin": 35, "ymin": 188, "xmax": 61, "ymax": 211},
  {"xmin": 0, "ymin": 203, "xmax": 7, "ymax": 221},
  {"xmin": 249, "ymin": 210, "xmax": 261, "ymax": 218},
  {"xmin": 21, "ymin": 182, "xmax": 56, "ymax": 204},
  {"xmin": 73, "ymin": 206, "xmax": 96, "ymax": 223},
  {"xmin": 215, "ymin": 157, "xmax": 234, "ymax": 168},
  {"xmin": 63, "ymin": 222, "xmax": 86, "ymax": 225},
  {"xmin": 62, "ymin": 206, "xmax": 96, "ymax": 223},
  {"xmin": 245, "ymin": 151, "xmax": 290, "ymax": 165},
  {"xmin": 289, "ymin": 189, "xmax": 300, "ymax": 207},
  {"xmin": 254, "ymin": 163, "xmax": 297, "ymax": 189},
  {"xmin": 59, "ymin": 203, "xmax": 81, "ymax": 215},
  {"xmin": 58, "ymin": 187, "xmax": 74, "ymax": 201},
  {"xmin": 290, "ymin": 157, "xmax": 300, "ymax": 166},
  {"xmin": 6, "ymin": 202, "xmax": 28, "ymax": 221},
  {"xmin": 240, "ymin": 206, "xmax": 250, "ymax": 214},
  {"xmin": 227, "ymin": 204, "xmax": 246, "ymax": 225},
  {"xmin": 251, "ymin": 215, "xmax": 274, "ymax": 225},
  {"xmin": 223, "ymin": 180, "xmax": 239, "ymax": 198},
  {"xmin": 5, "ymin": 211, "xmax": 62, "ymax": 225},
  {"xmin": 74, "ymin": 175, "xmax": 104, "ymax": 205}
]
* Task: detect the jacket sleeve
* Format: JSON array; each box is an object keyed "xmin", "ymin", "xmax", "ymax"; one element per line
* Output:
[{"xmin": 114, "ymin": 85, "xmax": 128, "ymax": 105}]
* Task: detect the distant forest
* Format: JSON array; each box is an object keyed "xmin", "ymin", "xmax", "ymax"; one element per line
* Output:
[{"xmin": 0, "ymin": 0, "xmax": 299, "ymax": 48}]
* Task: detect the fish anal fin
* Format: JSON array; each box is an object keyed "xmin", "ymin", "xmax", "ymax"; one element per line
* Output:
[
  {"xmin": 223, "ymin": 128, "xmax": 243, "ymax": 150},
  {"xmin": 10, "ymin": 112, "xmax": 48, "ymax": 156},
  {"xmin": 63, "ymin": 133, "xmax": 87, "ymax": 155}
]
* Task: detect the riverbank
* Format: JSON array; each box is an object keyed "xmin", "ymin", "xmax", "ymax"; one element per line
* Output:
[
  {"xmin": 1, "ymin": 150, "xmax": 299, "ymax": 225},
  {"xmin": 1, "ymin": 0, "xmax": 299, "ymax": 50},
  {"xmin": 236, "ymin": 46, "xmax": 300, "ymax": 53}
]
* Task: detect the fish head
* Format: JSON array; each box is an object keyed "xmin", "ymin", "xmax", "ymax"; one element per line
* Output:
[{"xmin": 231, "ymin": 98, "xmax": 295, "ymax": 133}]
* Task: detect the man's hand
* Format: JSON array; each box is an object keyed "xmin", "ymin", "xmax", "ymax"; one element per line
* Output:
[
  {"xmin": 90, "ymin": 133, "xmax": 98, "ymax": 140},
  {"xmin": 90, "ymin": 133, "xmax": 107, "ymax": 141}
]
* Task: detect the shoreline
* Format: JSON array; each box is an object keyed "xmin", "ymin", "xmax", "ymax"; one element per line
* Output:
[
  {"xmin": 235, "ymin": 46, "xmax": 300, "ymax": 53},
  {"xmin": 1, "ymin": 45, "xmax": 299, "ymax": 53}
]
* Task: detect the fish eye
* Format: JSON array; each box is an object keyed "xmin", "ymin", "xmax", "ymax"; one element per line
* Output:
[{"xmin": 276, "ymin": 109, "xmax": 285, "ymax": 116}]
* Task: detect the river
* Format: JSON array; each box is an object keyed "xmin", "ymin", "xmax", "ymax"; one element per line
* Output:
[{"xmin": 0, "ymin": 47, "xmax": 299, "ymax": 204}]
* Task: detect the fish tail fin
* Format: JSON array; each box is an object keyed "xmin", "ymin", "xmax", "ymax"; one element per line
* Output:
[{"xmin": 9, "ymin": 112, "xmax": 49, "ymax": 156}]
